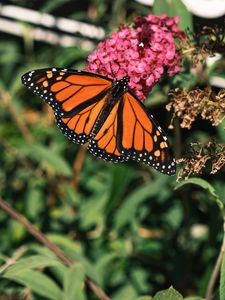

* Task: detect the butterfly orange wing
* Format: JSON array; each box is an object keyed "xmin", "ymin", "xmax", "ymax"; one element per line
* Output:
[
  {"xmin": 22, "ymin": 68, "xmax": 112, "ymax": 144},
  {"xmin": 117, "ymin": 92, "xmax": 176, "ymax": 175},
  {"xmin": 89, "ymin": 101, "xmax": 128, "ymax": 163},
  {"xmin": 22, "ymin": 68, "xmax": 175, "ymax": 174},
  {"xmin": 87, "ymin": 91, "xmax": 175, "ymax": 174}
]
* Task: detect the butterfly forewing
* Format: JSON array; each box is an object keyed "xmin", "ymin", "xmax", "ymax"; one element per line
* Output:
[
  {"xmin": 22, "ymin": 68, "xmax": 113, "ymax": 144},
  {"xmin": 118, "ymin": 92, "xmax": 176, "ymax": 175}
]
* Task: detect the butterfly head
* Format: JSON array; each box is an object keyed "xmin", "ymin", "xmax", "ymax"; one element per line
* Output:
[
  {"xmin": 112, "ymin": 75, "xmax": 130, "ymax": 97},
  {"xmin": 120, "ymin": 76, "xmax": 130, "ymax": 88}
]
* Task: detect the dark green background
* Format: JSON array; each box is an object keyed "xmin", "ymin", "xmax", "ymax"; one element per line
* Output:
[{"xmin": 0, "ymin": 1, "xmax": 224, "ymax": 299}]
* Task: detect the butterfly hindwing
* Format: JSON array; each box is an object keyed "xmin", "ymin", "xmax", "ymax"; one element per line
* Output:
[
  {"xmin": 88, "ymin": 101, "xmax": 128, "ymax": 163},
  {"xmin": 118, "ymin": 92, "xmax": 176, "ymax": 175},
  {"xmin": 55, "ymin": 95, "xmax": 108, "ymax": 144}
]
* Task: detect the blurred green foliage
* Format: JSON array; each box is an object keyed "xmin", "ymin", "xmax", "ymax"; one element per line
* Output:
[{"xmin": 0, "ymin": 0, "xmax": 225, "ymax": 299}]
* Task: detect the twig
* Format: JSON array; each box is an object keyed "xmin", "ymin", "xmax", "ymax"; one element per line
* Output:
[
  {"xmin": 0, "ymin": 197, "xmax": 111, "ymax": 300},
  {"xmin": 206, "ymin": 218, "xmax": 225, "ymax": 300},
  {"xmin": 0, "ymin": 198, "xmax": 73, "ymax": 266},
  {"xmin": 0, "ymin": 246, "xmax": 27, "ymax": 274},
  {"xmin": 174, "ymin": 118, "xmax": 192, "ymax": 290},
  {"xmin": 182, "ymin": 47, "xmax": 196, "ymax": 54},
  {"xmin": 72, "ymin": 145, "xmax": 88, "ymax": 189},
  {"xmin": 0, "ymin": 89, "xmax": 33, "ymax": 143}
]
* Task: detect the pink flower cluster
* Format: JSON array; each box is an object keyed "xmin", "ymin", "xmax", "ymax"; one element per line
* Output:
[{"xmin": 86, "ymin": 13, "xmax": 185, "ymax": 101}]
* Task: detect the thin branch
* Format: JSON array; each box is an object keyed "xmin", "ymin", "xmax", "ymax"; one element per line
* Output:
[
  {"xmin": 0, "ymin": 246, "xmax": 27, "ymax": 274},
  {"xmin": 0, "ymin": 197, "xmax": 73, "ymax": 266},
  {"xmin": 72, "ymin": 145, "xmax": 88, "ymax": 189},
  {"xmin": 0, "ymin": 89, "xmax": 33, "ymax": 143},
  {"xmin": 0, "ymin": 197, "xmax": 111, "ymax": 300},
  {"xmin": 206, "ymin": 218, "xmax": 225, "ymax": 300}
]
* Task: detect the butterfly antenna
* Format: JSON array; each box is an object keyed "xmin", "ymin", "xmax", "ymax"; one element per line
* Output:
[
  {"xmin": 108, "ymin": 61, "xmax": 115, "ymax": 79},
  {"xmin": 109, "ymin": 61, "xmax": 121, "ymax": 80}
]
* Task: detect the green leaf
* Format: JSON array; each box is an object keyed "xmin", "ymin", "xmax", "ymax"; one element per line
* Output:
[
  {"xmin": 26, "ymin": 184, "xmax": 44, "ymax": 219},
  {"xmin": 19, "ymin": 144, "xmax": 72, "ymax": 176},
  {"xmin": 153, "ymin": 0, "xmax": 169, "ymax": 15},
  {"xmin": 131, "ymin": 268, "xmax": 149, "ymax": 293},
  {"xmin": 114, "ymin": 176, "xmax": 170, "ymax": 229},
  {"xmin": 46, "ymin": 234, "xmax": 82, "ymax": 255},
  {"xmin": 46, "ymin": 234, "xmax": 98, "ymax": 283},
  {"xmin": 41, "ymin": 0, "xmax": 71, "ymax": 13},
  {"xmin": 26, "ymin": 245, "xmax": 68, "ymax": 283},
  {"xmin": 165, "ymin": 202, "xmax": 183, "ymax": 229},
  {"xmin": 10, "ymin": 220, "xmax": 25, "ymax": 242},
  {"xmin": 3, "ymin": 255, "xmax": 63, "ymax": 276},
  {"xmin": 63, "ymin": 184, "xmax": 80, "ymax": 205},
  {"xmin": 169, "ymin": 0, "xmax": 193, "ymax": 31},
  {"xmin": 4, "ymin": 269, "xmax": 63, "ymax": 300},
  {"xmin": 114, "ymin": 183, "xmax": 150, "ymax": 229},
  {"xmin": 216, "ymin": 120, "xmax": 225, "ymax": 143},
  {"xmin": 113, "ymin": 285, "xmax": 137, "ymax": 300},
  {"xmin": 175, "ymin": 178, "xmax": 215, "ymax": 194},
  {"xmin": 107, "ymin": 164, "xmax": 137, "ymax": 211},
  {"xmin": 184, "ymin": 297, "xmax": 202, "ymax": 300},
  {"xmin": 79, "ymin": 191, "xmax": 108, "ymax": 229},
  {"xmin": 0, "ymin": 42, "xmax": 21, "ymax": 65},
  {"xmin": 95, "ymin": 253, "xmax": 118, "ymax": 286},
  {"xmin": 175, "ymin": 178, "xmax": 224, "ymax": 211},
  {"xmin": 220, "ymin": 252, "xmax": 225, "ymax": 300},
  {"xmin": 153, "ymin": 287, "xmax": 183, "ymax": 300},
  {"xmin": 136, "ymin": 297, "xmax": 153, "ymax": 300},
  {"xmin": 63, "ymin": 263, "xmax": 86, "ymax": 300}
]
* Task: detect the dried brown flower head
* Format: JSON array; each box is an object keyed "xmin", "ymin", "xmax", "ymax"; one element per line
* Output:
[
  {"xmin": 197, "ymin": 24, "xmax": 225, "ymax": 54},
  {"xmin": 179, "ymin": 23, "xmax": 225, "ymax": 66},
  {"xmin": 167, "ymin": 88, "xmax": 225, "ymax": 129},
  {"xmin": 176, "ymin": 141, "xmax": 225, "ymax": 181},
  {"xmin": 211, "ymin": 143, "xmax": 225, "ymax": 174}
]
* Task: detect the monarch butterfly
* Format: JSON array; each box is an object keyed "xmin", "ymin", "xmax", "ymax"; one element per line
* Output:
[{"xmin": 21, "ymin": 68, "xmax": 176, "ymax": 175}]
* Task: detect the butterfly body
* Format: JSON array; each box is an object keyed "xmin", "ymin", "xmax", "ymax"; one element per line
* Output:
[
  {"xmin": 22, "ymin": 68, "xmax": 176, "ymax": 175},
  {"xmin": 90, "ymin": 75, "xmax": 130, "ymax": 138}
]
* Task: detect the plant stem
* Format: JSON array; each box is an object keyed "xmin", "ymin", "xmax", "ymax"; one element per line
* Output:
[
  {"xmin": 0, "ymin": 197, "xmax": 111, "ymax": 300},
  {"xmin": 174, "ymin": 117, "xmax": 182, "ymax": 159},
  {"xmin": 72, "ymin": 145, "xmax": 88, "ymax": 190},
  {"xmin": 0, "ymin": 246, "xmax": 27, "ymax": 274},
  {"xmin": 174, "ymin": 118, "xmax": 193, "ymax": 290},
  {"xmin": 182, "ymin": 47, "xmax": 196, "ymax": 54},
  {"xmin": 0, "ymin": 198, "xmax": 72, "ymax": 266},
  {"xmin": 0, "ymin": 89, "xmax": 33, "ymax": 143},
  {"xmin": 206, "ymin": 218, "xmax": 225, "ymax": 300}
]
